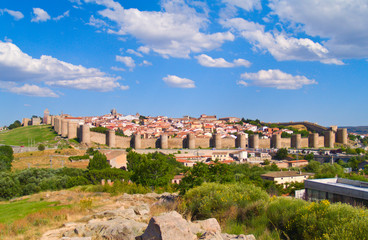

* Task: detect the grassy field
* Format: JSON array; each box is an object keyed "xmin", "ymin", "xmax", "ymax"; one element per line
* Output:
[
  {"xmin": 12, "ymin": 149, "xmax": 89, "ymax": 170},
  {"xmin": 0, "ymin": 200, "xmax": 64, "ymax": 224},
  {"xmin": 0, "ymin": 125, "xmax": 57, "ymax": 146}
]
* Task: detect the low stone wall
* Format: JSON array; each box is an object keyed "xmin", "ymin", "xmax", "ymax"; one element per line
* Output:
[
  {"xmin": 90, "ymin": 132, "xmax": 106, "ymax": 145},
  {"xmin": 259, "ymin": 139, "xmax": 271, "ymax": 148},
  {"xmin": 301, "ymin": 138, "xmax": 309, "ymax": 148},
  {"xmin": 141, "ymin": 139, "xmax": 158, "ymax": 149},
  {"xmin": 167, "ymin": 138, "xmax": 184, "ymax": 149},
  {"xmin": 116, "ymin": 135, "xmax": 131, "ymax": 148},
  {"xmin": 222, "ymin": 137, "xmax": 236, "ymax": 149}
]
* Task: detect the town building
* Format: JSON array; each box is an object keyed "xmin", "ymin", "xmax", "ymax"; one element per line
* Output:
[
  {"xmin": 261, "ymin": 171, "xmax": 314, "ymax": 185},
  {"xmin": 101, "ymin": 150, "xmax": 127, "ymax": 169},
  {"xmin": 305, "ymin": 178, "xmax": 368, "ymax": 206}
]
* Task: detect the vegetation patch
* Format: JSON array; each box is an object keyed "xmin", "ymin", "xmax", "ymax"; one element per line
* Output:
[
  {"xmin": 0, "ymin": 199, "xmax": 67, "ymax": 224},
  {"xmin": 0, "ymin": 125, "xmax": 57, "ymax": 146}
]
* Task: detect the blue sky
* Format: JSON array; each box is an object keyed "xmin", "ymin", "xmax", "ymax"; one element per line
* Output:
[{"xmin": 0, "ymin": 0, "xmax": 367, "ymax": 127}]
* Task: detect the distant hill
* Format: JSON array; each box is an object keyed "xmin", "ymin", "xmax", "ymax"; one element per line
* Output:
[{"xmin": 342, "ymin": 126, "xmax": 368, "ymax": 135}]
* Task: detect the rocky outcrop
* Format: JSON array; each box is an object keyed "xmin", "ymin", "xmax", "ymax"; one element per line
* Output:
[
  {"xmin": 42, "ymin": 193, "xmax": 256, "ymax": 240},
  {"xmin": 136, "ymin": 211, "xmax": 197, "ymax": 240},
  {"xmin": 136, "ymin": 211, "xmax": 255, "ymax": 240}
]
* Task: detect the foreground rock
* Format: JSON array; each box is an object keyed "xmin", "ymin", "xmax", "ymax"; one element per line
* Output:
[
  {"xmin": 42, "ymin": 193, "xmax": 256, "ymax": 240},
  {"xmin": 136, "ymin": 211, "xmax": 255, "ymax": 240}
]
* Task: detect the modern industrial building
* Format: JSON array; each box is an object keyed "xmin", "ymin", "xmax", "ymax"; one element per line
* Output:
[{"xmin": 305, "ymin": 178, "xmax": 368, "ymax": 206}]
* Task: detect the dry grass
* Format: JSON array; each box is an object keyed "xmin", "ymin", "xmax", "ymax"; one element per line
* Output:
[
  {"xmin": 12, "ymin": 149, "xmax": 88, "ymax": 170},
  {"xmin": 0, "ymin": 188, "xmax": 141, "ymax": 239}
]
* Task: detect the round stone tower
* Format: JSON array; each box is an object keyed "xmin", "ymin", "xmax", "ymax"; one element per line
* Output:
[
  {"xmin": 214, "ymin": 133, "xmax": 222, "ymax": 149},
  {"xmin": 134, "ymin": 134, "xmax": 141, "ymax": 149},
  {"xmin": 271, "ymin": 134, "xmax": 281, "ymax": 149},
  {"xmin": 187, "ymin": 133, "xmax": 195, "ymax": 149},
  {"xmin": 336, "ymin": 128, "xmax": 347, "ymax": 145},
  {"xmin": 291, "ymin": 134, "xmax": 301, "ymax": 149},
  {"xmin": 308, "ymin": 133, "xmax": 319, "ymax": 148},
  {"xmin": 107, "ymin": 129, "xmax": 116, "ymax": 148},
  {"xmin": 81, "ymin": 124, "xmax": 90, "ymax": 144},
  {"xmin": 161, "ymin": 134, "xmax": 168, "ymax": 149},
  {"xmin": 324, "ymin": 130, "xmax": 335, "ymax": 148},
  {"xmin": 61, "ymin": 119, "xmax": 68, "ymax": 137},
  {"xmin": 237, "ymin": 133, "xmax": 247, "ymax": 149},
  {"xmin": 67, "ymin": 121, "xmax": 78, "ymax": 139},
  {"xmin": 249, "ymin": 134, "xmax": 259, "ymax": 149}
]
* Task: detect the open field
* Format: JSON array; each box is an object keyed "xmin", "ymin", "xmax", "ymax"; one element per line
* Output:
[
  {"xmin": 0, "ymin": 125, "xmax": 57, "ymax": 146},
  {"xmin": 12, "ymin": 149, "xmax": 89, "ymax": 171},
  {"xmin": 0, "ymin": 200, "xmax": 65, "ymax": 224}
]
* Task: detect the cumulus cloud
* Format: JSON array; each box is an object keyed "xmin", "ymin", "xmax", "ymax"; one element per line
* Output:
[
  {"xmin": 85, "ymin": 0, "xmax": 234, "ymax": 58},
  {"xmin": 195, "ymin": 54, "xmax": 250, "ymax": 68},
  {"xmin": 116, "ymin": 55, "xmax": 135, "ymax": 70},
  {"xmin": 31, "ymin": 8, "xmax": 51, "ymax": 22},
  {"xmin": 221, "ymin": 18, "xmax": 343, "ymax": 65},
  {"xmin": 53, "ymin": 10, "xmax": 70, "ymax": 21},
  {"xmin": 0, "ymin": 9, "xmax": 24, "ymax": 20},
  {"xmin": 269, "ymin": 0, "xmax": 368, "ymax": 59},
  {"xmin": 239, "ymin": 69, "xmax": 317, "ymax": 89},
  {"xmin": 8, "ymin": 84, "xmax": 59, "ymax": 97},
  {"xmin": 0, "ymin": 41, "xmax": 123, "ymax": 96},
  {"xmin": 163, "ymin": 75, "xmax": 195, "ymax": 88}
]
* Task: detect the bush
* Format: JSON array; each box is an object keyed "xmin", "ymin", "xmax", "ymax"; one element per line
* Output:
[
  {"xmin": 267, "ymin": 197, "xmax": 368, "ymax": 240},
  {"xmin": 87, "ymin": 152, "xmax": 110, "ymax": 170},
  {"xmin": 182, "ymin": 182, "xmax": 269, "ymax": 220},
  {"xmin": 38, "ymin": 144, "xmax": 45, "ymax": 151},
  {"xmin": 68, "ymin": 155, "xmax": 90, "ymax": 161}
]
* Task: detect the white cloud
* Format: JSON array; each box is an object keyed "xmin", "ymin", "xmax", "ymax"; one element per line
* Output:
[
  {"xmin": 163, "ymin": 75, "xmax": 195, "ymax": 88},
  {"xmin": 8, "ymin": 84, "xmax": 59, "ymax": 97},
  {"xmin": 85, "ymin": 0, "xmax": 234, "ymax": 58},
  {"xmin": 0, "ymin": 41, "xmax": 123, "ymax": 95},
  {"xmin": 269, "ymin": 0, "xmax": 368, "ymax": 59},
  {"xmin": 240, "ymin": 69, "xmax": 317, "ymax": 89},
  {"xmin": 87, "ymin": 15, "xmax": 108, "ymax": 28},
  {"xmin": 222, "ymin": 0, "xmax": 261, "ymax": 11},
  {"xmin": 126, "ymin": 49, "xmax": 143, "ymax": 57},
  {"xmin": 116, "ymin": 55, "xmax": 135, "ymax": 70},
  {"xmin": 111, "ymin": 66, "xmax": 125, "ymax": 71},
  {"xmin": 31, "ymin": 8, "xmax": 51, "ymax": 22},
  {"xmin": 53, "ymin": 10, "xmax": 70, "ymax": 21},
  {"xmin": 140, "ymin": 60, "xmax": 152, "ymax": 66},
  {"xmin": 221, "ymin": 18, "xmax": 343, "ymax": 65},
  {"xmin": 0, "ymin": 9, "xmax": 24, "ymax": 20},
  {"xmin": 195, "ymin": 54, "xmax": 250, "ymax": 68},
  {"xmin": 138, "ymin": 46, "xmax": 150, "ymax": 54},
  {"xmin": 120, "ymin": 85, "xmax": 129, "ymax": 90}
]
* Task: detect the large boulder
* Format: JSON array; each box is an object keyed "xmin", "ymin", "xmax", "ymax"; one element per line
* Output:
[{"xmin": 136, "ymin": 211, "xmax": 197, "ymax": 240}]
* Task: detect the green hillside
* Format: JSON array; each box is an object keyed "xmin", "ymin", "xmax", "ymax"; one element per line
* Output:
[{"xmin": 0, "ymin": 125, "xmax": 57, "ymax": 146}]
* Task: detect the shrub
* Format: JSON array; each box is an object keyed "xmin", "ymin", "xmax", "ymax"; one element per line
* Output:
[
  {"xmin": 182, "ymin": 182, "xmax": 269, "ymax": 220},
  {"xmin": 38, "ymin": 144, "xmax": 45, "ymax": 151}
]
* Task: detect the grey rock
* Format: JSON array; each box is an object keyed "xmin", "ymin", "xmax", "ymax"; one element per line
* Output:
[{"xmin": 137, "ymin": 211, "xmax": 196, "ymax": 240}]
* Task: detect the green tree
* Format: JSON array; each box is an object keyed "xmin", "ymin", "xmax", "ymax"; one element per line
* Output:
[
  {"xmin": 305, "ymin": 153, "xmax": 314, "ymax": 161},
  {"xmin": 87, "ymin": 152, "xmax": 111, "ymax": 170},
  {"xmin": 275, "ymin": 148, "xmax": 288, "ymax": 160},
  {"xmin": 38, "ymin": 144, "xmax": 45, "ymax": 151}
]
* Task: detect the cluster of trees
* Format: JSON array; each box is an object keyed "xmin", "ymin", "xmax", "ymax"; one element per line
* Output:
[
  {"xmin": 127, "ymin": 151, "xmax": 184, "ymax": 187},
  {"xmin": 90, "ymin": 127, "xmax": 126, "ymax": 137},
  {"xmin": 8, "ymin": 120, "xmax": 21, "ymax": 130},
  {"xmin": 0, "ymin": 146, "xmax": 13, "ymax": 171}
]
